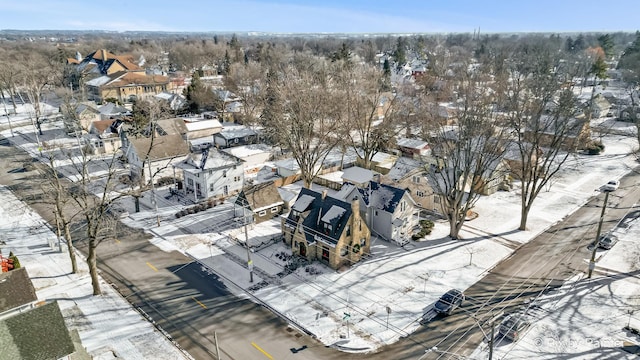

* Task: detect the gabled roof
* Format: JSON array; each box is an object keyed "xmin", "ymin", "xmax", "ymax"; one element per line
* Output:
[
  {"xmin": 129, "ymin": 134, "xmax": 189, "ymax": 162},
  {"xmin": 357, "ymin": 181, "xmax": 407, "ymax": 213},
  {"xmin": 397, "ymin": 137, "xmax": 429, "ymax": 149},
  {"xmin": 176, "ymin": 147, "xmax": 241, "ymax": 172},
  {"xmin": 98, "ymin": 102, "xmax": 129, "ymax": 116},
  {"xmin": 0, "ymin": 301, "xmax": 75, "ymax": 360},
  {"xmin": 90, "ymin": 119, "xmax": 115, "ymax": 135},
  {"xmin": 286, "ymin": 188, "xmax": 354, "ymax": 246},
  {"xmin": 0, "ymin": 267, "xmax": 37, "ymax": 312},
  {"xmin": 217, "ymin": 124, "xmax": 258, "ymax": 140},
  {"xmin": 236, "ymin": 181, "xmax": 283, "ymax": 212}
]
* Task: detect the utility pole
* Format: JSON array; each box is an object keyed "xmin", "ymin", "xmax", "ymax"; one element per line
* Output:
[
  {"xmin": 488, "ymin": 320, "xmax": 495, "ymax": 360},
  {"xmin": 147, "ymin": 158, "xmax": 160, "ymax": 227},
  {"xmin": 244, "ymin": 217, "xmax": 253, "ymax": 283},
  {"xmin": 588, "ymin": 190, "xmax": 610, "ymax": 278}
]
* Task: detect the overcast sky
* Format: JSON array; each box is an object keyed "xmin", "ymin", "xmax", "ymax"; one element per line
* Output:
[{"xmin": 1, "ymin": 0, "xmax": 638, "ymax": 33}]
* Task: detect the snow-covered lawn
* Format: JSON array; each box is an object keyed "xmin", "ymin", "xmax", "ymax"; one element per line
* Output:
[
  {"xmin": 0, "ymin": 189, "xmax": 190, "ymax": 359},
  {"xmin": 2, "ymin": 103, "xmax": 640, "ymax": 355},
  {"xmin": 471, "ymin": 219, "xmax": 640, "ymax": 359}
]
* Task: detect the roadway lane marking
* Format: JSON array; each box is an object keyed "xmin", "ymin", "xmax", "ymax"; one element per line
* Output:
[
  {"xmin": 251, "ymin": 342, "xmax": 273, "ymax": 360},
  {"xmin": 192, "ymin": 296, "xmax": 207, "ymax": 309},
  {"xmin": 146, "ymin": 262, "xmax": 158, "ymax": 272}
]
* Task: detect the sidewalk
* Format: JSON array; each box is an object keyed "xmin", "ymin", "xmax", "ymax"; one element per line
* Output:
[{"xmin": 0, "ymin": 185, "xmax": 192, "ymax": 360}]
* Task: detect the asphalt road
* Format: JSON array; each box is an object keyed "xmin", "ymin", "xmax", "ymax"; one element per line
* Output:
[
  {"xmin": 0, "ymin": 135, "xmax": 339, "ymax": 360},
  {"xmin": 3, "ymin": 128, "xmax": 639, "ymax": 360}
]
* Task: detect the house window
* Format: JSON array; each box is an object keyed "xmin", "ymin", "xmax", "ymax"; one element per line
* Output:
[
  {"xmin": 434, "ymin": 195, "xmax": 441, "ymax": 204},
  {"xmin": 374, "ymin": 210, "xmax": 379, "ymax": 216},
  {"xmin": 346, "ymin": 225, "xmax": 351, "ymax": 237},
  {"xmin": 321, "ymin": 247, "xmax": 330, "ymax": 262},
  {"xmin": 413, "ymin": 176, "xmax": 420, "ymax": 183},
  {"xmin": 234, "ymin": 176, "xmax": 241, "ymax": 182},
  {"xmin": 322, "ymin": 222, "xmax": 332, "ymax": 235},
  {"xmin": 188, "ymin": 178, "xmax": 194, "ymax": 186},
  {"xmin": 361, "ymin": 238, "xmax": 366, "ymax": 247},
  {"xmin": 340, "ymin": 247, "xmax": 347, "ymax": 256},
  {"xmin": 258, "ymin": 210, "xmax": 267, "ymax": 216},
  {"xmin": 209, "ymin": 184, "xmax": 214, "ymax": 192},
  {"xmin": 223, "ymin": 170, "xmax": 227, "ymax": 177},
  {"xmin": 270, "ymin": 207, "xmax": 278, "ymax": 213}
]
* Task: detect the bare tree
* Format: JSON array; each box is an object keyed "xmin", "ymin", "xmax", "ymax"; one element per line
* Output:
[
  {"xmin": 429, "ymin": 63, "xmax": 511, "ymax": 239},
  {"xmin": 223, "ymin": 61, "xmax": 265, "ymax": 127},
  {"xmin": 39, "ymin": 145, "xmax": 80, "ymax": 273},
  {"xmin": 262, "ymin": 58, "xmax": 343, "ymax": 188},
  {"xmin": 19, "ymin": 51, "xmax": 61, "ymax": 136},
  {"xmin": 66, "ymin": 143, "xmax": 124, "ymax": 295},
  {"xmin": 337, "ymin": 63, "xmax": 399, "ymax": 168},
  {"xmin": 502, "ymin": 42, "xmax": 584, "ymax": 230}
]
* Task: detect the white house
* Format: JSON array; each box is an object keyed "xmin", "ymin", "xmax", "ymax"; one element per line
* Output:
[
  {"xmin": 221, "ymin": 144, "xmax": 272, "ymax": 176},
  {"xmin": 335, "ymin": 181, "xmax": 417, "ymax": 246},
  {"xmin": 173, "ymin": 148, "xmax": 244, "ymax": 202}
]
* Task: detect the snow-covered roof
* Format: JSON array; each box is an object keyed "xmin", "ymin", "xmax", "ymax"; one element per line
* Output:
[
  {"xmin": 184, "ymin": 119, "xmax": 222, "ymax": 132},
  {"xmin": 292, "ymin": 194, "xmax": 315, "ymax": 212},
  {"xmin": 342, "ymin": 166, "xmax": 374, "ymax": 184},
  {"xmin": 320, "ymin": 205, "xmax": 346, "ymax": 223},
  {"xmin": 221, "ymin": 144, "xmax": 271, "ymax": 159},
  {"xmin": 274, "ymin": 158, "xmax": 300, "ymax": 171},
  {"xmin": 218, "ymin": 124, "xmax": 257, "ymax": 140},
  {"xmin": 397, "ymin": 137, "xmax": 429, "ymax": 149},
  {"xmin": 85, "ymin": 75, "xmax": 112, "ymax": 87}
]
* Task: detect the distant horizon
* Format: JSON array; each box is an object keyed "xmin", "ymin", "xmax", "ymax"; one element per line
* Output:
[{"xmin": 1, "ymin": 0, "xmax": 638, "ymax": 34}]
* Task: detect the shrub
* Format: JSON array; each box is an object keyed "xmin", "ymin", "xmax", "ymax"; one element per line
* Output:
[{"xmin": 586, "ymin": 140, "xmax": 605, "ymax": 155}]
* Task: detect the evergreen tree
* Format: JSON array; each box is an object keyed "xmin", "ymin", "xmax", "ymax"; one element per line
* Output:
[
  {"xmin": 597, "ymin": 34, "xmax": 615, "ymax": 58},
  {"xmin": 394, "ymin": 36, "xmax": 407, "ymax": 69},
  {"xmin": 382, "ymin": 58, "xmax": 391, "ymax": 91},
  {"xmin": 565, "ymin": 37, "xmax": 575, "ymax": 53}
]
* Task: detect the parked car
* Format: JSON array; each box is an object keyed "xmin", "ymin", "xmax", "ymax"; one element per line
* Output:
[
  {"xmin": 434, "ymin": 289, "xmax": 465, "ymax": 315},
  {"xmin": 603, "ymin": 180, "xmax": 620, "ymax": 192},
  {"xmin": 598, "ymin": 233, "xmax": 618, "ymax": 250},
  {"xmin": 499, "ymin": 313, "xmax": 531, "ymax": 341}
]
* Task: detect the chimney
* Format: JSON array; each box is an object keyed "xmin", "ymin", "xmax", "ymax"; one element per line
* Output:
[
  {"xmin": 351, "ymin": 197, "xmax": 360, "ymax": 216},
  {"xmin": 101, "ymin": 49, "xmax": 107, "ymax": 61},
  {"xmin": 321, "ymin": 190, "xmax": 327, "ymax": 200}
]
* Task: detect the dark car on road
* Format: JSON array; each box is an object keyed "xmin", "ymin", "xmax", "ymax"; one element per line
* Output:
[
  {"xmin": 434, "ymin": 289, "xmax": 465, "ymax": 315},
  {"xmin": 499, "ymin": 313, "xmax": 531, "ymax": 341}
]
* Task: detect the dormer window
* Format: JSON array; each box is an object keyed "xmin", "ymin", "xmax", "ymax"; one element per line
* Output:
[{"xmin": 322, "ymin": 222, "xmax": 332, "ymax": 235}]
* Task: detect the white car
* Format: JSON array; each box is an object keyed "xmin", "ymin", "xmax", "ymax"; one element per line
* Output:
[{"xmin": 603, "ymin": 180, "xmax": 619, "ymax": 192}]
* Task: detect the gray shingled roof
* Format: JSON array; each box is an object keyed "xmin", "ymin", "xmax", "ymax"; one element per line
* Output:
[
  {"xmin": 0, "ymin": 267, "xmax": 37, "ymax": 313},
  {"xmin": 0, "ymin": 301, "xmax": 75, "ymax": 360}
]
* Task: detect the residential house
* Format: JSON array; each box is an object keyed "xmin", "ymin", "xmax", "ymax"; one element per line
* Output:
[
  {"xmin": 273, "ymin": 158, "xmax": 302, "ymax": 178},
  {"xmin": 221, "ymin": 144, "xmax": 272, "ymax": 176},
  {"xmin": 0, "ymin": 268, "xmax": 76, "ymax": 360},
  {"xmin": 282, "ymin": 188, "xmax": 370, "ymax": 270},
  {"xmin": 234, "ymin": 181, "xmax": 284, "ymax": 223},
  {"xmin": 98, "ymin": 102, "xmax": 130, "ymax": 120},
  {"xmin": 182, "ymin": 118, "xmax": 223, "ymax": 150},
  {"xmin": 213, "ymin": 90, "xmax": 243, "ymax": 121},
  {"xmin": 213, "ymin": 123, "xmax": 259, "ymax": 148},
  {"xmin": 335, "ymin": 181, "xmax": 417, "ymax": 246},
  {"xmin": 173, "ymin": 148, "xmax": 244, "ymax": 202},
  {"xmin": 396, "ymin": 137, "xmax": 431, "ymax": 159},
  {"xmin": 72, "ymin": 49, "xmax": 170, "ymax": 103},
  {"xmin": 123, "ymin": 132, "xmax": 190, "ymax": 184},
  {"xmin": 583, "ymin": 94, "xmax": 612, "ymax": 119},
  {"xmin": 382, "ymin": 157, "xmax": 442, "ymax": 214},
  {"xmin": 155, "ymin": 91, "xmax": 186, "ymax": 112},
  {"xmin": 355, "ymin": 150, "xmax": 398, "ymax": 175},
  {"xmin": 524, "ymin": 114, "xmax": 591, "ymax": 151},
  {"xmin": 88, "ymin": 119, "xmax": 122, "ymax": 154}
]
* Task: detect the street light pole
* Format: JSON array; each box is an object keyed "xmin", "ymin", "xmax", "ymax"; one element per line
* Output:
[{"xmin": 588, "ymin": 190, "xmax": 610, "ymax": 279}]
